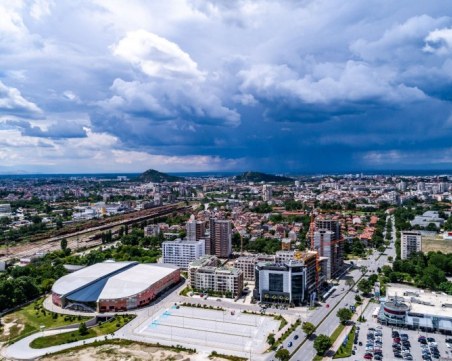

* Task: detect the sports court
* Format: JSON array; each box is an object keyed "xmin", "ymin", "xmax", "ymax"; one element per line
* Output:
[{"xmin": 136, "ymin": 305, "xmax": 279, "ymax": 354}]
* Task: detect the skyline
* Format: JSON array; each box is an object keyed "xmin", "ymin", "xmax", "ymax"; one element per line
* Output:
[{"xmin": 1, "ymin": 1, "xmax": 452, "ymax": 173}]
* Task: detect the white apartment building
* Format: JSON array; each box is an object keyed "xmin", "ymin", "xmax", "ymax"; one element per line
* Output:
[
  {"xmin": 234, "ymin": 254, "xmax": 276, "ymax": 281},
  {"xmin": 401, "ymin": 231, "xmax": 422, "ymax": 260},
  {"xmin": 162, "ymin": 239, "xmax": 205, "ymax": 269}
]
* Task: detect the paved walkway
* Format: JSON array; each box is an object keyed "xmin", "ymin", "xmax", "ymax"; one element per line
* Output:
[
  {"xmin": 1, "ymin": 327, "xmax": 117, "ymax": 360},
  {"xmin": 322, "ymin": 298, "xmax": 370, "ymax": 360}
]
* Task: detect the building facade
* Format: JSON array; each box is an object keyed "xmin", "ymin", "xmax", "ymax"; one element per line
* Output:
[
  {"xmin": 401, "ymin": 231, "xmax": 422, "ymax": 260},
  {"xmin": 186, "ymin": 217, "xmax": 205, "ymax": 242},
  {"xmin": 162, "ymin": 239, "xmax": 205, "ymax": 269},
  {"xmin": 208, "ymin": 218, "xmax": 232, "ymax": 258},
  {"xmin": 189, "ymin": 256, "xmax": 243, "ymax": 297},
  {"xmin": 254, "ymin": 260, "xmax": 307, "ymax": 306},
  {"xmin": 312, "ymin": 219, "xmax": 344, "ymax": 280},
  {"xmin": 234, "ymin": 254, "xmax": 276, "ymax": 281}
]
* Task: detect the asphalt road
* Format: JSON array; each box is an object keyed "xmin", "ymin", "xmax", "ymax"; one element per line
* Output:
[{"xmin": 288, "ymin": 215, "xmax": 396, "ymax": 361}]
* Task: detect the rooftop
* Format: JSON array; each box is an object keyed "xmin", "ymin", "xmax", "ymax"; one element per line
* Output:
[
  {"xmin": 386, "ymin": 284, "xmax": 452, "ymax": 319},
  {"xmin": 52, "ymin": 261, "xmax": 136, "ymax": 296},
  {"xmin": 99, "ymin": 263, "xmax": 179, "ymax": 300}
]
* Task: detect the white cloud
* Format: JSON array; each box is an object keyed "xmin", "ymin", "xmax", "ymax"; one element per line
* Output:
[
  {"xmin": 423, "ymin": 27, "xmax": 452, "ymax": 54},
  {"xmin": 0, "ymin": 80, "xmax": 42, "ymax": 114},
  {"xmin": 30, "ymin": 0, "xmax": 54, "ymax": 20},
  {"xmin": 239, "ymin": 61, "xmax": 426, "ymax": 105},
  {"xmin": 112, "ymin": 30, "xmax": 205, "ymax": 80}
]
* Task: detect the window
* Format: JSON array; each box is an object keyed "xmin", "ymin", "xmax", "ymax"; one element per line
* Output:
[{"xmin": 269, "ymin": 273, "xmax": 284, "ymax": 292}]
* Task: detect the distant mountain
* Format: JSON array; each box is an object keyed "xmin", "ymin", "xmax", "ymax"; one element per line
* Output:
[
  {"xmin": 137, "ymin": 169, "xmax": 184, "ymax": 183},
  {"xmin": 233, "ymin": 171, "xmax": 293, "ymax": 183}
]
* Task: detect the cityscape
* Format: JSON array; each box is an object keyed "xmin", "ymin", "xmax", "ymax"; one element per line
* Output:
[{"xmin": 1, "ymin": 1, "xmax": 452, "ymax": 361}]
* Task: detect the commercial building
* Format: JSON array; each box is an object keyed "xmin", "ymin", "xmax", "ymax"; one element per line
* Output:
[
  {"xmin": 234, "ymin": 254, "xmax": 275, "ymax": 281},
  {"xmin": 186, "ymin": 216, "xmax": 205, "ymax": 242},
  {"xmin": 410, "ymin": 211, "xmax": 445, "ymax": 228},
  {"xmin": 189, "ymin": 256, "xmax": 243, "ymax": 297},
  {"xmin": 208, "ymin": 218, "xmax": 232, "ymax": 258},
  {"xmin": 400, "ymin": 231, "xmax": 422, "ymax": 260},
  {"xmin": 313, "ymin": 219, "xmax": 344, "ymax": 280},
  {"xmin": 254, "ymin": 260, "xmax": 307, "ymax": 306},
  {"xmin": 162, "ymin": 239, "xmax": 205, "ymax": 269},
  {"xmin": 51, "ymin": 261, "xmax": 180, "ymax": 312},
  {"xmin": 378, "ymin": 285, "xmax": 452, "ymax": 332}
]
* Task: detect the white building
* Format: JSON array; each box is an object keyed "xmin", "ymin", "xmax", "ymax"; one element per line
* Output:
[
  {"xmin": 144, "ymin": 224, "xmax": 160, "ymax": 237},
  {"xmin": 0, "ymin": 203, "xmax": 11, "ymax": 218},
  {"xmin": 401, "ymin": 231, "xmax": 422, "ymax": 260},
  {"xmin": 162, "ymin": 239, "xmax": 205, "ymax": 269},
  {"xmin": 262, "ymin": 184, "xmax": 273, "ymax": 202}
]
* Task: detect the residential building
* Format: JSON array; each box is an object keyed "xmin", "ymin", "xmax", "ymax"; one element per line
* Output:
[
  {"xmin": 186, "ymin": 216, "xmax": 205, "ymax": 242},
  {"xmin": 401, "ymin": 231, "xmax": 422, "ymax": 260},
  {"xmin": 208, "ymin": 218, "xmax": 232, "ymax": 258},
  {"xmin": 144, "ymin": 224, "xmax": 160, "ymax": 237},
  {"xmin": 234, "ymin": 254, "xmax": 275, "ymax": 281},
  {"xmin": 189, "ymin": 256, "xmax": 243, "ymax": 297},
  {"xmin": 313, "ymin": 219, "xmax": 344, "ymax": 280},
  {"xmin": 262, "ymin": 184, "xmax": 272, "ymax": 201},
  {"xmin": 162, "ymin": 239, "xmax": 205, "ymax": 269}
]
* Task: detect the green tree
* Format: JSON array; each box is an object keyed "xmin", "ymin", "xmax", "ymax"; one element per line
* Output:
[
  {"xmin": 78, "ymin": 322, "xmax": 88, "ymax": 336},
  {"xmin": 267, "ymin": 333, "xmax": 275, "ymax": 345},
  {"xmin": 302, "ymin": 322, "xmax": 316, "ymax": 336},
  {"xmin": 60, "ymin": 238, "xmax": 68, "ymax": 251},
  {"xmin": 355, "ymin": 294, "xmax": 362, "ymax": 303},
  {"xmin": 336, "ymin": 307, "xmax": 353, "ymax": 324},
  {"xmin": 314, "ymin": 334, "xmax": 332, "ymax": 356},
  {"xmin": 275, "ymin": 348, "xmax": 290, "ymax": 361},
  {"xmin": 358, "ymin": 279, "xmax": 372, "ymax": 295}
]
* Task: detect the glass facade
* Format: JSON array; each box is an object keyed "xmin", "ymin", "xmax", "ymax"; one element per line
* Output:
[{"xmin": 269, "ymin": 273, "xmax": 284, "ymax": 292}]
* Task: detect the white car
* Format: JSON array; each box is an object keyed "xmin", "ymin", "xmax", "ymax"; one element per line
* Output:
[{"xmin": 447, "ymin": 343, "xmax": 452, "ymax": 348}]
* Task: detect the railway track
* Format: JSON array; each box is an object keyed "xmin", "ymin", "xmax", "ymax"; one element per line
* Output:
[{"xmin": 1, "ymin": 203, "xmax": 190, "ymax": 262}]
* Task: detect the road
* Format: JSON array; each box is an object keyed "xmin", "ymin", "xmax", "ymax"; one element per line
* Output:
[{"xmin": 288, "ymin": 215, "xmax": 396, "ymax": 361}]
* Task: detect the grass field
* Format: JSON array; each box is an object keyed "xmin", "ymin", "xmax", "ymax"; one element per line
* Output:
[
  {"xmin": 422, "ymin": 237, "xmax": 452, "ymax": 253},
  {"xmin": 30, "ymin": 314, "xmax": 135, "ymax": 349},
  {"xmin": 0, "ymin": 298, "xmax": 90, "ymax": 343},
  {"xmin": 334, "ymin": 326, "xmax": 355, "ymax": 359}
]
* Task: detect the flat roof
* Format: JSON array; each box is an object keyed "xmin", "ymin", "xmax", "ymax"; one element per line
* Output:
[
  {"xmin": 387, "ymin": 284, "xmax": 452, "ymax": 318},
  {"xmin": 98, "ymin": 263, "xmax": 179, "ymax": 300},
  {"xmin": 52, "ymin": 261, "xmax": 136, "ymax": 295}
]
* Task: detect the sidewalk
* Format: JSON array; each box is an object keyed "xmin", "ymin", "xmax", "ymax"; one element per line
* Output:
[{"xmin": 322, "ymin": 298, "xmax": 370, "ymax": 360}]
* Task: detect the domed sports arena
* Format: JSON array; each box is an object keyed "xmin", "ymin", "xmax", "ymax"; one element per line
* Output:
[{"xmin": 51, "ymin": 261, "xmax": 180, "ymax": 312}]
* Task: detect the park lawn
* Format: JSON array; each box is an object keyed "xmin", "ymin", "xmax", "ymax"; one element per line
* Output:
[
  {"xmin": 0, "ymin": 298, "xmax": 90, "ymax": 343},
  {"xmin": 30, "ymin": 314, "xmax": 135, "ymax": 349},
  {"xmin": 333, "ymin": 326, "xmax": 355, "ymax": 359}
]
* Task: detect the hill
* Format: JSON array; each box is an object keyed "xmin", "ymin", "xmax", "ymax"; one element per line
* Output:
[
  {"xmin": 137, "ymin": 169, "xmax": 184, "ymax": 183},
  {"xmin": 233, "ymin": 171, "xmax": 293, "ymax": 183}
]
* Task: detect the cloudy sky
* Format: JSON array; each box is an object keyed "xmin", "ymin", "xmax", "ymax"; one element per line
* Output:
[{"xmin": 1, "ymin": 0, "xmax": 452, "ymax": 173}]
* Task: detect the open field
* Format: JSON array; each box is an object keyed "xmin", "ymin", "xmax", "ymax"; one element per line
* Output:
[
  {"xmin": 0, "ymin": 298, "xmax": 90, "ymax": 343},
  {"xmin": 136, "ymin": 306, "xmax": 279, "ymax": 355},
  {"xmin": 422, "ymin": 236, "xmax": 452, "ymax": 253}
]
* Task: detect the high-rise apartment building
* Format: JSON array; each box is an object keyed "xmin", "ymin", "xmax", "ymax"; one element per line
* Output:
[
  {"xmin": 208, "ymin": 218, "xmax": 232, "ymax": 258},
  {"xmin": 234, "ymin": 254, "xmax": 276, "ymax": 281},
  {"xmin": 312, "ymin": 219, "xmax": 344, "ymax": 280},
  {"xmin": 186, "ymin": 216, "xmax": 205, "ymax": 242},
  {"xmin": 401, "ymin": 231, "xmax": 422, "ymax": 260},
  {"xmin": 262, "ymin": 184, "xmax": 273, "ymax": 201},
  {"xmin": 162, "ymin": 239, "xmax": 205, "ymax": 269}
]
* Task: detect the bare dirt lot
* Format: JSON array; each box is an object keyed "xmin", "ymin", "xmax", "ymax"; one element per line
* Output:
[
  {"xmin": 422, "ymin": 236, "xmax": 452, "ymax": 253},
  {"xmin": 40, "ymin": 342, "xmax": 198, "ymax": 361}
]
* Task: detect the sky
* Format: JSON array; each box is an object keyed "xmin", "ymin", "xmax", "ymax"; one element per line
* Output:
[{"xmin": 1, "ymin": 0, "xmax": 452, "ymax": 174}]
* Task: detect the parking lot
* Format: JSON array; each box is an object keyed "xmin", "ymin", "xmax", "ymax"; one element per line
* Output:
[{"xmin": 343, "ymin": 303, "xmax": 452, "ymax": 360}]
